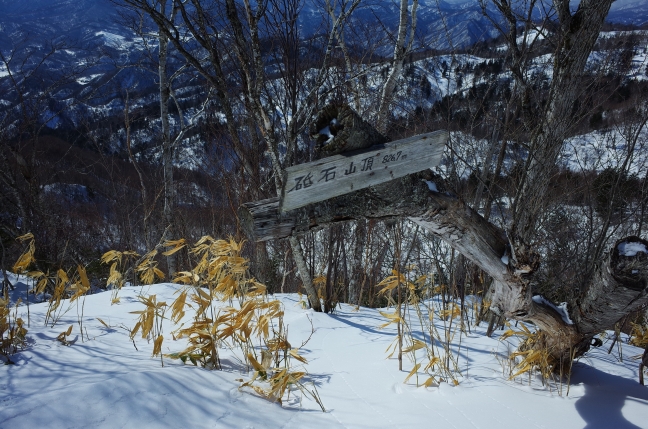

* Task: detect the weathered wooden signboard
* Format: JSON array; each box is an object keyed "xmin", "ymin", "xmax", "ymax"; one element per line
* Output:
[{"xmin": 279, "ymin": 130, "xmax": 448, "ymax": 212}]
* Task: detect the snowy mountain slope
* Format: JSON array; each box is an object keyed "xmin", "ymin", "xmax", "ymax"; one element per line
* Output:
[
  {"xmin": 2, "ymin": 0, "xmax": 647, "ymax": 52},
  {"xmin": 607, "ymin": 0, "xmax": 648, "ymax": 26},
  {"xmin": 0, "ymin": 0, "xmax": 121, "ymax": 46},
  {"xmin": 1, "ymin": 0, "xmax": 646, "ymax": 181},
  {"xmin": 2, "ymin": 276, "xmax": 647, "ymax": 428}
]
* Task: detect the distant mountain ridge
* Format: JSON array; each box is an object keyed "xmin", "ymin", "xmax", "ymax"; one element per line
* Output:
[
  {"xmin": 1, "ymin": 0, "xmax": 646, "ymax": 148},
  {"xmin": 0, "ymin": 0, "xmax": 121, "ymax": 46},
  {"xmin": 1, "ymin": 0, "xmax": 647, "ymax": 52}
]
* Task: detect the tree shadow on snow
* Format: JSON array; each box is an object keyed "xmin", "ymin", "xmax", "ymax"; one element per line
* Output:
[
  {"xmin": 328, "ymin": 313, "xmax": 394, "ymax": 336},
  {"xmin": 571, "ymin": 363, "xmax": 648, "ymax": 429}
]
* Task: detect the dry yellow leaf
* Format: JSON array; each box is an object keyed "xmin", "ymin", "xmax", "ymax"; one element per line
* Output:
[
  {"xmin": 422, "ymin": 377, "xmax": 436, "ymax": 388},
  {"xmin": 403, "ymin": 363, "xmax": 421, "ymax": 384},
  {"xmin": 402, "ymin": 339, "xmax": 426, "ymax": 354},
  {"xmin": 424, "ymin": 356, "xmax": 441, "ymax": 371},
  {"xmin": 152, "ymin": 335, "xmax": 164, "ymax": 356},
  {"xmin": 289, "ymin": 348, "xmax": 308, "ymax": 364},
  {"xmin": 162, "ymin": 239, "xmax": 186, "ymax": 256},
  {"xmin": 16, "ymin": 232, "xmax": 34, "ymax": 242}
]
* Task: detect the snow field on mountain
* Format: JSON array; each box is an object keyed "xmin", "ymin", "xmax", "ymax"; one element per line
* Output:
[{"xmin": 2, "ymin": 276, "xmax": 647, "ymax": 429}]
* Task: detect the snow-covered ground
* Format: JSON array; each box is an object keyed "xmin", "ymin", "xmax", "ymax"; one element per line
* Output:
[
  {"xmin": 562, "ymin": 128, "xmax": 648, "ymax": 174},
  {"xmin": 2, "ymin": 276, "xmax": 647, "ymax": 429}
]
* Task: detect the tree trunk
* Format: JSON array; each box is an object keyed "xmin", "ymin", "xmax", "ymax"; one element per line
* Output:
[
  {"xmin": 512, "ymin": 0, "xmax": 614, "ymax": 242},
  {"xmin": 240, "ymin": 174, "xmax": 648, "ymax": 361},
  {"xmin": 348, "ymin": 219, "xmax": 367, "ymax": 305},
  {"xmin": 289, "ymin": 236, "xmax": 322, "ymax": 312},
  {"xmin": 376, "ymin": 0, "xmax": 418, "ymax": 134},
  {"xmin": 157, "ymin": 4, "xmax": 177, "ymax": 276},
  {"xmin": 574, "ymin": 237, "xmax": 648, "ymax": 337}
]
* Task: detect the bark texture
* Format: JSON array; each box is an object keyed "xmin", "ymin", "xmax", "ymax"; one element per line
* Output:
[
  {"xmin": 512, "ymin": 0, "xmax": 615, "ymax": 242},
  {"xmin": 574, "ymin": 237, "xmax": 648, "ymax": 336}
]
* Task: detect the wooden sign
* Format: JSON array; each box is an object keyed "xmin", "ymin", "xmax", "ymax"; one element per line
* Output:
[{"xmin": 279, "ymin": 130, "xmax": 448, "ymax": 212}]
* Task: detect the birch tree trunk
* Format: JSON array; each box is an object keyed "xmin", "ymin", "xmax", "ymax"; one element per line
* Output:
[
  {"xmin": 376, "ymin": 0, "xmax": 418, "ymax": 134},
  {"xmin": 157, "ymin": 1, "xmax": 176, "ymax": 275},
  {"xmin": 348, "ymin": 219, "xmax": 367, "ymax": 305},
  {"xmin": 289, "ymin": 236, "xmax": 322, "ymax": 311},
  {"xmin": 326, "ymin": 0, "xmax": 361, "ymax": 111}
]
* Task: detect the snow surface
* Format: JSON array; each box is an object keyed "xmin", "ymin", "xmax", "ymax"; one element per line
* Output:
[
  {"xmin": 562, "ymin": 128, "xmax": 648, "ymax": 174},
  {"xmin": 76, "ymin": 74, "xmax": 103, "ymax": 85},
  {"xmin": 94, "ymin": 31, "xmax": 128, "ymax": 48},
  {"xmin": 2, "ymin": 275, "xmax": 648, "ymax": 428},
  {"xmin": 618, "ymin": 241, "xmax": 648, "ymax": 257}
]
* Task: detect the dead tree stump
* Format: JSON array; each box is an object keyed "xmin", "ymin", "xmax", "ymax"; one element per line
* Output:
[{"xmin": 310, "ymin": 103, "xmax": 387, "ymax": 156}]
